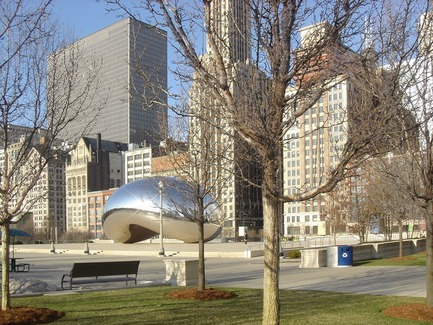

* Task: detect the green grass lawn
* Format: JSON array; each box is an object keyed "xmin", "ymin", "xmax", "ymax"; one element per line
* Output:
[
  {"xmin": 12, "ymin": 286, "xmax": 426, "ymax": 324},
  {"xmin": 354, "ymin": 252, "xmax": 426, "ymax": 267}
]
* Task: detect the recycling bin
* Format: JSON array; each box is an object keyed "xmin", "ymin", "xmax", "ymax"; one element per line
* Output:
[
  {"xmin": 327, "ymin": 245, "xmax": 353, "ymax": 267},
  {"xmin": 337, "ymin": 245, "xmax": 353, "ymax": 267}
]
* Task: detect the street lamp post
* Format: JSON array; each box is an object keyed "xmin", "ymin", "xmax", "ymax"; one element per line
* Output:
[{"xmin": 158, "ymin": 180, "xmax": 165, "ymax": 256}]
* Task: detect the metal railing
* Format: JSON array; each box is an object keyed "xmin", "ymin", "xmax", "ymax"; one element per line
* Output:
[{"xmin": 246, "ymin": 235, "xmax": 361, "ymax": 252}]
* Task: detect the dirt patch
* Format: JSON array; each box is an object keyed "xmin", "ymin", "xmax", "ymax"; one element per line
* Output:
[
  {"xmin": 383, "ymin": 303, "xmax": 433, "ymax": 322},
  {"xmin": 168, "ymin": 288, "xmax": 238, "ymax": 300},
  {"xmin": 0, "ymin": 307, "xmax": 64, "ymax": 325}
]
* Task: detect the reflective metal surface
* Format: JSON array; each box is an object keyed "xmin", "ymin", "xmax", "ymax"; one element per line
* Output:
[{"xmin": 102, "ymin": 177, "xmax": 222, "ymax": 243}]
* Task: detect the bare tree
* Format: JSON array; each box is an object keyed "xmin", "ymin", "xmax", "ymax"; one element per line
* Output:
[
  {"xmin": 357, "ymin": 0, "xmax": 433, "ymax": 307},
  {"xmin": 402, "ymin": 8, "xmax": 433, "ymax": 307},
  {"xmin": 347, "ymin": 173, "xmax": 374, "ymax": 243},
  {"xmin": 120, "ymin": 5, "xmax": 230, "ymax": 290},
  {"xmin": 321, "ymin": 183, "xmax": 350, "ymax": 245},
  {"xmin": 106, "ymin": 0, "xmax": 425, "ymax": 323},
  {"xmin": 0, "ymin": 0, "xmax": 103, "ymax": 309},
  {"xmin": 158, "ymin": 91, "xmax": 233, "ymax": 289},
  {"xmin": 366, "ymin": 161, "xmax": 419, "ymax": 255}
]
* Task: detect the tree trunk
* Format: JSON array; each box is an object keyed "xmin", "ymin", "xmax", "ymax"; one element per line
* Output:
[
  {"xmin": 262, "ymin": 193, "xmax": 280, "ymax": 325},
  {"xmin": 333, "ymin": 224, "xmax": 337, "ymax": 246},
  {"xmin": 426, "ymin": 203, "xmax": 433, "ymax": 307},
  {"xmin": 1, "ymin": 223, "xmax": 11, "ymax": 310},
  {"xmin": 198, "ymin": 220, "xmax": 205, "ymax": 291},
  {"xmin": 398, "ymin": 219, "xmax": 403, "ymax": 258}
]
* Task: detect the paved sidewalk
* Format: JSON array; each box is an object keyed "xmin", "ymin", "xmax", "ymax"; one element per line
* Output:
[
  {"xmin": 15, "ymin": 241, "xmax": 249, "ymax": 257},
  {"xmin": 9, "ymin": 242, "xmax": 427, "ymax": 298}
]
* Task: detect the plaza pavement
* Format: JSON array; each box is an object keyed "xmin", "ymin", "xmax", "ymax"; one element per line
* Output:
[{"xmin": 9, "ymin": 241, "xmax": 426, "ymax": 298}]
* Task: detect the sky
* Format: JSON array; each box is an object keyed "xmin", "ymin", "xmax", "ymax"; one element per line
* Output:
[{"xmin": 52, "ymin": 0, "xmax": 125, "ymax": 39}]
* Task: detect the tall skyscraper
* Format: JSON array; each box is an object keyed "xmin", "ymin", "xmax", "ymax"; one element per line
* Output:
[
  {"xmin": 206, "ymin": 0, "xmax": 251, "ymax": 64},
  {"xmin": 283, "ymin": 75, "xmax": 350, "ymax": 237},
  {"xmin": 57, "ymin": 18, "xmax": 167, "ymax": 146},
  {"xmin": 190, "ymin": 0, "xmax": 263, "ymax": 239}
]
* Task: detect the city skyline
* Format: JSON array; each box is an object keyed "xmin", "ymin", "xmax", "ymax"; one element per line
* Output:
[{"xmin": 0, "ymin": 0, "xmax": 426, "ymax": 240}]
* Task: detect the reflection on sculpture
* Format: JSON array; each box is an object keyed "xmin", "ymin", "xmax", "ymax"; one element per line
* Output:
[{"xmin": 102, "ymin": 177, "xmax": 222, "ymax": 243}]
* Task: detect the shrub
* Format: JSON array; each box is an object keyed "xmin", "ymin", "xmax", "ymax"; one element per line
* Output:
[{"xmin": 288, "ymin": 250, "xmax": 301, "ymax": 259}]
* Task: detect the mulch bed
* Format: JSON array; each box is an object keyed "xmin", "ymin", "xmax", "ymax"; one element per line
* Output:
[
  {"xmin": 382, "ymin": 303, "xmax": 433, "ymax": 322},
  {"xmin": 0, "ymin": 307, "xmax": 64, "ymax": 325}
]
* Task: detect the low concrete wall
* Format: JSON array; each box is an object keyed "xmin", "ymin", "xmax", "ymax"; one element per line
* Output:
[
  {"xmin": 299, "ymin": 248, "xmax": 327, "ymax": 268},
  {"xmin": 300, "ymin": 238, "xmax": 426, "ymax": 267},
  {"xmin": 163, "ymin": 259, "xmax": 199, "ymax": 286},
  {"xmin": 373, "ymin": 241, "xmax": 413, "ymax": 259},
  {"xmin": 244, "ymin": 249, "xmax": 263, "ymax": 258},
  {"xmin": 352, "ymin": 244, "xmax": 373, "ymax": 262},
  {"xmin": 247, "ymin": 238, "xmax": 426, "ymax": 262},
  {"xmin": 413, "ymin": 238, "xmax": 426, "ymax": 253}
]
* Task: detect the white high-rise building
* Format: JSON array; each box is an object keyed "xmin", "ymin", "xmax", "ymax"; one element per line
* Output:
[
  {"xmin": 30, "ymin": 149, "xmax": 67, "ymax": 238},
  {"xmin": 0, "ymin": 135, "xmax": 67, "ymax": 238},
  {"xmin": 123, "ymin": 143, "xmax": 152, "ymax": 183},
  {"xmin": 283, "ymin": 20, "xmax": 419, "ymax": 239},
  {"xmin": 283, "ymin": 75, "xmax": 350, "ymax": 237}
]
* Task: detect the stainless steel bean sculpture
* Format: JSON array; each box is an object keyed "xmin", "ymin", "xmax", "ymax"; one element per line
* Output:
[{"xmin": 102, "ymin": 177, "xmax": 222, "ymax": 243}]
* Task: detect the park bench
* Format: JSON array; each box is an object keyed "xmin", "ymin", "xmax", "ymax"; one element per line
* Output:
[
  {"xmin": 61, "ymin": 260, "xmax": 140, "ymax": 290},
  {"xmin": 1, "ymin": 259, "xmax": 31, "ymax": 272},
  {"xmin": 15, "ymin": 263, "xmax": 30, "ymax": 272}
]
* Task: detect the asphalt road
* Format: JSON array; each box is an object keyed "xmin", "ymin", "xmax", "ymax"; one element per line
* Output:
[{"xmin": 8, "ymin": 242, "xmax": 426, "ymax": 297}]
